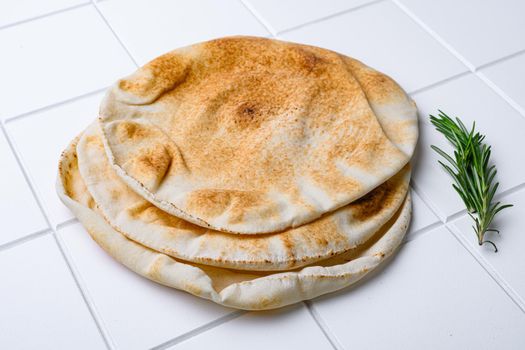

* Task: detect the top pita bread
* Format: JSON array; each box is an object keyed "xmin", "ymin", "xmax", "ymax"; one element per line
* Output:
[{"xmin": 99, "ymin": 36, "xmax": 417, "ymax": 234}]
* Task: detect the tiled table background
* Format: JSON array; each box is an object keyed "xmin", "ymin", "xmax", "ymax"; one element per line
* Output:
[{"xmin": 1, "ymin": 0, "xmax": 524, "ymax": 349}]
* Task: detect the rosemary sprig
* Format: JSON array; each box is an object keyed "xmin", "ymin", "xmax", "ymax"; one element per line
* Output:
[{"xmin": 430, "ymin": 110, "xmax": 512, "ymax": 252}]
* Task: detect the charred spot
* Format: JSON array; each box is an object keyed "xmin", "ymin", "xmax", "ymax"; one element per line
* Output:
[
  {"xmin": 233, "ymin": 102, "xmax": 267, "ymax": 128},
  {"xmin": 350, "ymin": 184, "xmax": 391, "ymax": 221}
]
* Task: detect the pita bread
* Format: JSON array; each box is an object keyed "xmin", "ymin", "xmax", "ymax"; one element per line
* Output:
[
  {"xmin": 343, "ymin": 57, "xmax": 418, "ymax": 157},
  {"xmin": 57, "ymin": 137, "xmax": 411, "ymax": 310},
  {"xmin": 77, "ymin": 122, "xmax": 410, "ymax": 271},
  {"xmin": 99, "ymin": 36, "xmax": 415, "ymax": 234}
]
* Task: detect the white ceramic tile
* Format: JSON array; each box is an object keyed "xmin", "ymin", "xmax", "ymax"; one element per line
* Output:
[
  {"xmin": 59, "ymin": 223, "xmax": 232, "ymax": 350},
  {"xmin": 6, "ymin": 93, "xmax": 103, "ymax": 226},
  {"xmin": 0, "ymin": 0, "xmax": 87, "ymax": 27},
  {"xmin": 0, "ymin": 5, "xmax": 135, "ymax": 120},
  {"xmin": 98, "ymin": 0, "xmax": 269, "ymax": 65},
  {"xmin": 0, "ymin": 235, "xmax": 105, "ymax": 349},
  {"xmin": 245, "ymin": 0, "xmax": 373, "ymax": 34},
  {"xmin": 411, "ymin": 73, "xmax": 525, "ymax": 219},
  {"xmin": 398, "ymin": 0, "xmax": 525, "ymax": 68},
  {"xmin": 407, "ymin": 188, "xmax": 439, "ymax": 236},
  {"xmin": 171, "ymin": 305, "xmax": 332, "ymax": 350},
  {"xmin": 481, "ymin": 52, "xmax": 525, "ymax": 112},
  {"xmin": 451, "ymin": 189, "xmax": 525, "ymax": 301},
  {"xmin": 312, "ymin": 226, "xmax": 525, "ymax": 349},
  {"xmin": 280, "ymin": 1, "xmax": 466, "ymax": 93},
  {"xmin": 0, "ymin": 131, "xmax": 47, "ymax": 245}
]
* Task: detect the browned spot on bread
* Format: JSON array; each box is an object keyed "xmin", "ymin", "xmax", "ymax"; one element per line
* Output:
[
  {"xmin": 350, "ymin": 185, "xmax": 389, "ymax": 222},
  {"xmin": 115, "ymin": 121, "xmax": 151, "ymax": 142},
  {"xmin": 126, "ymin": 200, "xmax": 200, "ymax": 230},
  {"xmin": 137, "ymin": 147, "xmax": 171, "ymax": 176},
  {"xmin": 185, "ymin": 189, "xmax": 279, "ymax": 225},
  {"xmin": 184, "ymin": 283, "xmax": 202, "ymax": 296},
  {"xmin": 254, "ymin": 295, "xmax": 281, "ymax": 310},
  {"xmin": 233, "ymin": 101, "xmax": 266, "ymax": 129},
  {"xmin": 147, "ymin": 256, "xmax": 165, "ymax": 282}
]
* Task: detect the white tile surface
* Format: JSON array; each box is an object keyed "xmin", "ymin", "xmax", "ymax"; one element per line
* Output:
[
  {"xmin": 411, "ymin": 73, "xmax": 525, "ymax": 219},
  {"xmin": 0, "ymin": 131, "xmax": 47, "ymax": 245},
  {"xmin": 0, "ymin": 0, "xmax": 87, "ymax": 28},
  {"xmin": 0, "ymin": 5, "xmax": 135, "ymax": 120},
  {"xmin": 245, "ymin": 0, "xmax": 373, "ymax": 34},
  {"xmin": 0, "ymin": 235, "xmax": 105, "ymax": 349},
  {"xmin": 7, "ymin": 93, "xmax": 103, "ymax": 226},
  {"xmin": 451, "ymin": 188, "xmax": 525, "ymax": 301},
  {"xmin": 398, "ymin": 0, "xmax": 525, "ymax": 68},
  {"xmin": 59, "ymin": 223, "xmax": 232, "ymax": 350},
  {"xmin": 481, "ymin": 52, "xmax": 525, "ymax": 112},
  {"xmin": 1, "ymin": 1, "xmax": 524, "ymax": 348},
  {"xmin": 408, "ymin": 188, "xmax": 439, "ymax": 236},
  {"xmin": 312, "ymin": 226, "xmax": 525, "ymax": 349},
  {"xmin": 171, "ymin": 305, "xmax": 332, "ymax": 350},
  {"xmin": 280, "ymin": 0, "xmax": 467, "ymax": 93},
  {"xmin": 97, "ymin": 0, "xmax": 269, "ymax": 65}
]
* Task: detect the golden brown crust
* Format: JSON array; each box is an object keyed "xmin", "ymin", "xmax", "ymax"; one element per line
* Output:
[
  {"xmin": 100, "ymin": 36, "xmax": 415, "ymax": 234},
  {"xmin": 77, "ymin": 123, "xmax": 411, "ymax": 271}
]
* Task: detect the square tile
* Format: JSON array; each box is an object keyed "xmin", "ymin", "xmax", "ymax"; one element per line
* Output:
[
  {"xmin": 451, "ymin": 188, "xmax": 525, "ymax": 301},
  {"xmin": 312, "ymin": 226, "xmax": 525, "ymax": 349},
  {"xmin": 59, "ymin": 222, "xmax": 232, "ymax": 350},
  {"xmin": 481, "ymin": 52, "xmax": 525, "ymax": 112},
  {"xmin": 411, "ymin": 73, "xmax": 525, "ymax": 219},
  {"xmin": 407, "ymin": 188, "xmax": 440, "ymax": 236},
  {"xmin": 171, "ymin": 305, "xmax": 332, "ymax": 350},
  {"xmin": 398, "ymin": 0, "xmax": 525, "ymax": 67},
  {"xmin": 0, "ymin": 235, "xmax": 105, "ymax": 349},
  {"xmin": 0, "ymin": 5, "xmax": 135, "ymax": 120},
  {"xmin": 7, "ymin": 93, "xmax": 104, "ymax": 226},
  {"xmin": 245, "ymin": 0, "xmax": 373, "ymax": 34},
  {"xmin": 0, "ymin": 131, "xmax": 47, "ymax": 245},
  {"xmin": 98, "ymin": 0, "xmax": 269, "ymax": 65},
  {"xmin": 280, "ymin": 0, "xmax": 467, "ymax": 93},
  {"xmin": 0, "ymin": 0, "xmax": 87, "ymax": 28}
]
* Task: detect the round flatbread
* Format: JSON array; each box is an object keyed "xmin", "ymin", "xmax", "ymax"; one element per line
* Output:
[
  {"xmin": 99, "ymin": 36, "xmax": 416, "ymax": 234},
  {"xmin": 77, "ymin": 122, "xmax": 410, "ymax": 271},
  {"xmin": 57, "ymin": 137, "xmax": 411, "ymax": 310}
]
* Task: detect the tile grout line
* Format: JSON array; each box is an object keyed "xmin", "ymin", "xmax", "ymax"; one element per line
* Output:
[
  {"xmin": 0, "ymin": 1, "xmax": 91, "ymax": 31},
  {"xmin": 392, "ymin": 0, "xmax": 525, "ymax": 311},
  {"xmin": 411, "ymin": 162, "xmax": 525, "ymax": 312},
  {"xmin": 3, "ymin": 87, "xmax": 108, "ymax": 124},
  {"xmin": 409, "ymin": 181, "xmax": 447, "ymax": 222},
  {"xmin": 56, "ymin": 217, "xmax": 80, "ymax": 230},
  {"xmin": 304, "ymin": 301, "xmax": 344, "ymax": 350},
  {"xmin": 53, "ymin": 230, "xmax": 116, "ymax": 349},
  {"xmin": 1, "ymin": 122, "xmax": 116, "ymax": 350},
  {"xmin": 0, "ymin": 227, "xmax": 51, "ymax": 253},
  {"xmin": 391, "ymin": 0, "xmax": 475, "ymax": 71},
  {"xmin": 475, "ymin": 72, "xmax": 525, "ymax": 118},
  {"xmin": 409, "ymin": 71, "xmax": 470, "ymax": 96},
  {"xmin": 444, "ymin": 224, "xmax": 525, "ymax": 313},
  {"xmin": 149, "ymin": 311, "xmax": 246, "ymax": 350},
  {"xmin": 403, "ymin": 220, "xmax": 443, "ymax": 243},
  {"xmin": 476, "ymin": 47, "xmax": 525, "ymax": 71},
  {"xmin": 91, "ymin": 0, "xmax": 139, "ymax": 68},
  {"xmin": 276, "ymin": 0, "xmax": 386, "ymax": 36},
  {"xmin": 391, "ymin": 0, "xmax": 525, "ymax": 120},
  {"xmin": 238, "ymin": 0, "xmax": 277, "ymax": 36}
]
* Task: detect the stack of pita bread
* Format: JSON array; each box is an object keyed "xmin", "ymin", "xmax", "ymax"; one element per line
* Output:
[{"xmin": 57, "ymin": 36, "xmax": 418, "ymax": 310}]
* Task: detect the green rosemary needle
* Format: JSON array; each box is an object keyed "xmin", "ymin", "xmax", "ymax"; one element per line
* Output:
[{"xmin": 430, "ymin": 110, "xmax": 512, "ymax": 252}]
